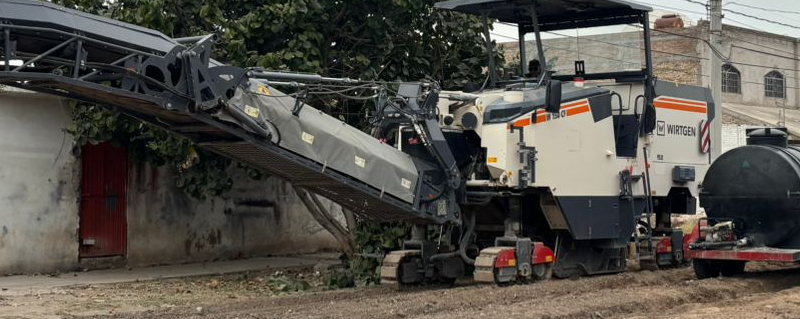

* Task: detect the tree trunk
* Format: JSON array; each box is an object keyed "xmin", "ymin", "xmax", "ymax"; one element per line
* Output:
[
  {"xmin": 294, "ymin": 186, "xmax": 356, "ymax": 256},
  {"xmin": 343, "ymin": 208, "xmax": 357, "ymax": 246}
]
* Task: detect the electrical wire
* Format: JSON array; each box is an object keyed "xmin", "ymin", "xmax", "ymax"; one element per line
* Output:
[
  {"xmin": 641, "ymin": 2, "xmax": 707, "ymax": 16},
  {"xmin": 722, "ymin": 7, "xmax": 800, "ymax": 31},
  {"xmin": 723, "ymin": 17, "xmax": 768, "ymax": 32},
  {"xmin": 677, "ymin": 0, "xmax": 708, "ymax": 7},
  {"xmin": 500, "ymin": 22, "xmax": 800, "ymax": 91},
  {"xmin": 726, "ymin": 2, "xmax": 800, "ymax": 16},
  {"xmin": 672, "ymin": 0, "xmax": 800, "ymax": 33},
  {"xmin": 722, "ymin": 33, "xmax": 796, "ymax": 57}
]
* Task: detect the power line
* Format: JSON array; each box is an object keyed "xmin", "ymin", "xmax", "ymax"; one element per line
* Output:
[
  {"xmin": 643, "ymin": 2, "xmax": 707, "ymax": 16},
  {"xmin": 678, "ymin": 0, "xmax": 708, "ymax": 7},
  {"xmin": 546, "ymin": 29, "xmax": 708, "ymax": 61},
  {"xmin": 724, "ymin": 17, "xmax": 768, "ymax": 32},
  {"xmin": 562, "ymin": 26, "xmax": 800, "ymax": 75},
  {"xmin": 490, "ymin": 32, "xmax": 518, "ymax": 42},
  {"xmin": 498, "ymin": 22, "xmax": 800, "ymax": 75},
  {"xmin": 634, "ymin": 25, "xmax": 729, "ymax": 59},
  {"xmin": 641, "ymin": 0, "xmax": 767, "ymax": 31},
  {"xmin": 501, "ymin": 43, "xmax": 800, "ymax": 89},
  {"xmin": 722, "ymin": 7, "xmax": 800, "ymax": 31},
  {"xmin": 730, "ymin": 44, "xmax": 797, "ymax": 61},
  {"xmin": 674, "ymin": 0, "xmax": 800, "ymax": 31},
  {"xmin": 499, "ymin": 21, "xmax": 710, "ymax": 61},
  {"xmin": 727, "ymin": 60, "xmax": 800, "ymax": 74},
  {"xmin": 726, "ymin": 2, "xmax": 800, "ymax": 15},
  {"xmin": 722, "ymin": 33, "xmax": 796, "ymax": 56}
]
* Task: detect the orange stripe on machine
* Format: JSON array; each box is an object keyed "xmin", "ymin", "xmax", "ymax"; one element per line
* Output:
[
  {"xmin": 512, "ymin": 118, "xmax": 531, "ymax": 127},
  {"xmin": 654, "ymin": 97, "xmax": 707, "ymax": 114},
  {"xmin": 509, "ymin": 99, "xmax": 591, "ymax": 128},
  {"xmin": 566, "ymin": 105, "xmax": 590, "ymax": 116},
  {"xmin": 533, "ymin": 100, "xmax": 590, "ymax": 125}
]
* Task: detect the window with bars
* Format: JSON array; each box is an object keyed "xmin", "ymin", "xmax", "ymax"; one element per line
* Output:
[
  {"xmin": 721, "ymin": 64, "xmax": 740, "ymax": 94},
  {"xmin": 765, "ymin": 71, "xmax": 785, "ymax": 99}
]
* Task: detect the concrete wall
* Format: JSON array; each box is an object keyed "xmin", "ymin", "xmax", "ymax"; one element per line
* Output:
[
  {"xmin": 126, "ymin": 163, "xmax": 340, "ymax": 267},
  {"xmin": 700, "ymin": 24, "xmax": 800, "ymax": 109},
  {"xmin": 0, "ymin": 88, "xmax": 81, "ymax": 274},
  {"xmin": 0, "ymin": 88, "xmax": 339, "ymax": 274}
]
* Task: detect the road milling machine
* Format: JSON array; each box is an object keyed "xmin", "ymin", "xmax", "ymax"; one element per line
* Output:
[{"xmin": 0, "ymin": 0, "xmax": 712, "ymax": 286}]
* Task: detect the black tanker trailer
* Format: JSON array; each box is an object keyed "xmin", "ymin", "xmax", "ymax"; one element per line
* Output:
[{"xmin": 688, "ymin": 127, "xmax": 800, "ymax": 279}]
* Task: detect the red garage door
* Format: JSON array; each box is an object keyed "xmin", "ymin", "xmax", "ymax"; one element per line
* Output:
[{"xmin": 79, "ymin": 142, "xmax": 128, "ymax": 258}]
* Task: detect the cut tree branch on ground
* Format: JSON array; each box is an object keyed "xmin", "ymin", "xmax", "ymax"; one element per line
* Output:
[{"xmin": 294, "ymin": 186, "xmax": 356, "ymax": 257}]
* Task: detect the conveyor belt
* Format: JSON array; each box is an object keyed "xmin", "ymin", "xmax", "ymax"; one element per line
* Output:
[{"xmin": 201, "ymin": 141, "xmax": 423, "ymax": 222}]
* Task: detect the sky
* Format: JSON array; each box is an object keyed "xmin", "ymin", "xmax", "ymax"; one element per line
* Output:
[{"xmin": 493, "ymin": 0, "xmax": 800, "ymax": 42}]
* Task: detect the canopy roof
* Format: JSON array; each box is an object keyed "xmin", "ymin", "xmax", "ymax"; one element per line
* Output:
[{"xmin": 434, "ymin": 0, "xmax": 652, "ymax": 31}]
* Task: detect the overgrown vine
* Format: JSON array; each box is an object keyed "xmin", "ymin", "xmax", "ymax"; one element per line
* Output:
[{"xmin": 66, "ymin": 103, "xmax": 233, "ymax": 199}]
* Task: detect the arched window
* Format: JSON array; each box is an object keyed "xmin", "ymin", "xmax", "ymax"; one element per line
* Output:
[
  {"xmin": 721, "ymin": 64, "xmax": 740, "ymax": 94},
  {"xmin": 765, "ymin": 70, "xmax": 785, "ymax": 99}
]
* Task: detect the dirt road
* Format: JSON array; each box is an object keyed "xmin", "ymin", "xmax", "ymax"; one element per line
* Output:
[{"xmin": 4, "ymin": 263, "xmax": 800, "ymax": 319}]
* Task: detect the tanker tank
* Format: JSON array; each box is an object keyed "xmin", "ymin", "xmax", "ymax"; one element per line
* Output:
[{"xmin": 700, "ymin": 128, "xmax": 800, "ymax": 248}]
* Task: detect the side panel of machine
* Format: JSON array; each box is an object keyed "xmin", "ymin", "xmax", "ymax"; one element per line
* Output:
[
  {"xmin": 557, "ymin": 196, "xmax": 642, "ymax": 241},
  {"xmin": 488, "ymin": 91, "xmax": 641, "ymax": 241},
  {"xmin": 531, "ymin": 94, "xmax": 620, "ymax": 197},
  {"xmin": 601, "ymin": 82, "xmax": 710, "ymax": 200},
  {"xmin": 228, "ymin": 81, "xmax": 420, "ymax": 204},
  {"xmin": 649, "ymin": 82, "xmax": 712, "ymax": 198}
]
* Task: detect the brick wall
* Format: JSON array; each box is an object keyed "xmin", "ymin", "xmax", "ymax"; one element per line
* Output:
[{"xmin": 721, "ymin": 124, "xmax": 762, "ymax": 153}]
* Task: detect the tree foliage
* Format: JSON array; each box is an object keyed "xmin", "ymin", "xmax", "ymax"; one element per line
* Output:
[
  {"xmin": 57, "ymin": 0, "xmax": 496, "ymax": 87},
  {"xmin": 56, "ymin": 0, "xmax": 497, "ymax": 199}
]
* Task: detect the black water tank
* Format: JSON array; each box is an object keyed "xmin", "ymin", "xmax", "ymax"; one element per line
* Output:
[
  {"xmin": 746, "ymin": 127, "xmax": 788, "ymax": 147},
  {"xmin": 701, "ymin": 139, "xmax": 800, "ymax": 248}
]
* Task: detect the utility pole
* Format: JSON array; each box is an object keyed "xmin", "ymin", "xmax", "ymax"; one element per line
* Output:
[
  {"xmin": 709, "ymin": 0, "xmax": 722, "ymax": 159},
  {"xmin": 794, "ymin": 39, "xmax": 799, "ymax": 109}
]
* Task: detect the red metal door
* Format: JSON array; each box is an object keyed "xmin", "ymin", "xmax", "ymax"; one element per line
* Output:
[{"xmin": 79, "ymin": 142, "xmax": 128, "ymax": 258}]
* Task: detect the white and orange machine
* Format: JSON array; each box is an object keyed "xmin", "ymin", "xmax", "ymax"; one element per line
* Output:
[{"xmin": 380, "ymin": 0, "xmax": 714, "ymax": 284}]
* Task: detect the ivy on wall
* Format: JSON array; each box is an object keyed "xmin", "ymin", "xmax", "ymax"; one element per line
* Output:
[{"xmin": 66, "ymin": 103, "xmax": 232, "ymax": 199}]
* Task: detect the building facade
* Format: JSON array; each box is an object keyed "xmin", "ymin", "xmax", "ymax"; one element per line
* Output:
[{"xmin": 0, "ymin": 87, "xmax": 339, "ymax": 275}]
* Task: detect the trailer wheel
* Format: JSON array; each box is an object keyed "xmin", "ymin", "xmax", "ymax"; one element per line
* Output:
[
  {"xmin": 719, "ymin": 260, "xmax": 746, "ymax": 277},
  {"xmin": 692, "ymin": 259, "xmax": 720, "ymax": 279}
]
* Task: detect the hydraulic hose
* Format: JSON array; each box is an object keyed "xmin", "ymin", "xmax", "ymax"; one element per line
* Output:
[{"xmin": 460, "ymin": 212, "xmax": 476, "ymax": 265}]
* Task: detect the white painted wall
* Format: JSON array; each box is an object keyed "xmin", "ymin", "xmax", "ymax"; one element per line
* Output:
[
  {"xmin": 721, "ymin": 124, "xmax": 762, "ymax": 153},
  {"xmin": 0, "ymin": 88, "xmax": 80, "ymax": 274}
]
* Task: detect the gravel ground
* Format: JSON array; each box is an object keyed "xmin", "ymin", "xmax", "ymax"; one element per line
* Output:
[{"xmin": 3, "ymin": 263, "xmax": 800, "ymax": 319}]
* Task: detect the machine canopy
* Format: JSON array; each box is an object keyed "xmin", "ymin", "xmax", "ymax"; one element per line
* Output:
[{"xmin": 434, "ymin": 0, "xmax": 652, "ymax": 31}]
